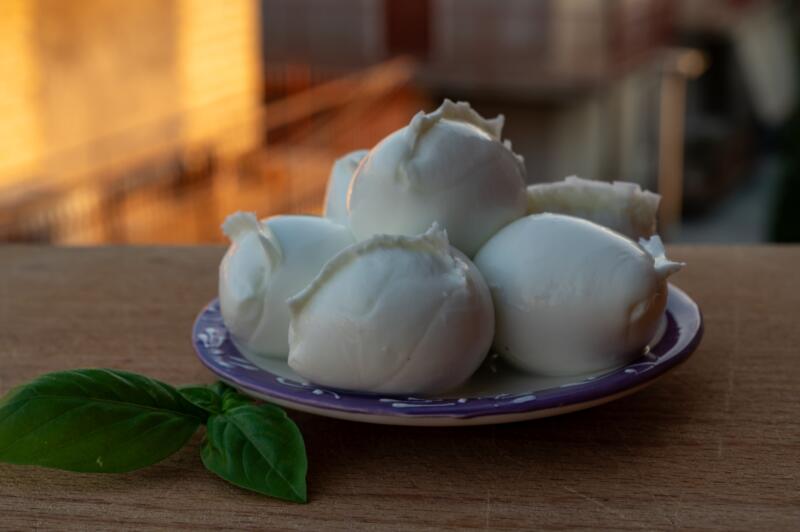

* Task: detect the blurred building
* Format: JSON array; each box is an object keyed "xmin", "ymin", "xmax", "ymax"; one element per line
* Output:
[
  {"xmin": 0, "ymin": 0, "xmax": 796, "ymax": 243},
  {"xmin": 0, "ymin": 0, "xmax": 263, "ymax": 242},
  {"xmin": 0, "ymin": 0, "xmax": 425, "ymax": 243},
  {"xmin": 261, "ymin": 0, "xmax": 680, "ymax": 223},
  {"xmin": 1, "ymin": 0, "xmax": 262, "ymax": 182}
]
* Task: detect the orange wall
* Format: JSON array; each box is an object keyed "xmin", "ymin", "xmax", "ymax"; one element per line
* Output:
[{"xmin": 0, "ymin": 0, "xmax": 262, "ymax": 190}]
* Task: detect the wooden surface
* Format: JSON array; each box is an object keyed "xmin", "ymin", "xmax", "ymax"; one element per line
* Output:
[{"xmin": 1, "ymin": 245, "xmax": 798, "ymax": 530}]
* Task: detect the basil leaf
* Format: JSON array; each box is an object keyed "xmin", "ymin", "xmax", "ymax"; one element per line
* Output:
[
  {"xmin": 0, "ymin": 369, "xmax": 206, "ymax": 473},
  {"xmin": 202, "ymin": 404, "xmax": 307, "ymax": 503},
  {"xmin": 218, "ymin": 385, "xmax": 253, "ymax": 412},
  {"xmin": 208, "ymin": 381, "xmax": 231, "ymax": 396},
  {"xmin": 179, "ymin": 382, "xmax": 252, "ymax": 414},
  {"xmin": 179, "ymin": 386, "xmax": 222, "ymax": 415}
]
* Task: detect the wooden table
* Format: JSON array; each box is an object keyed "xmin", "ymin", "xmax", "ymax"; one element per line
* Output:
[{"xmin": 1, "ymin": 246, "xmax": 798, "ymax": 530}]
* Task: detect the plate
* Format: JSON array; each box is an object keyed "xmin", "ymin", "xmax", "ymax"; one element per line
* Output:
[{"xmin": 192, "ymin": 284, "xmax": 702, "ymax": 426}]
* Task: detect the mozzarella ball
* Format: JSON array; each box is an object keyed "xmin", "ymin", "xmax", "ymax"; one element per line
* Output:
[
  {"xmin": 323, "ymin": 149, "xmax": 368, "ymax": 225},
  {"xmin": 473, "ymin": 214, "xmax": 683, "ymax": 376},
  {"xmin": 287, "ymin": 225, "xmax": 494, "ymax": 395},
  {"xmin": 348, "ymin": 99, "xmax": 527, "ymax": 256},
  {"xmin": 526, "ymin": 176, "xmax": 661, "ymax": 240},
  {"xmin": 219, "ymin": 212, "xmax": 354, "ymax": 363}
]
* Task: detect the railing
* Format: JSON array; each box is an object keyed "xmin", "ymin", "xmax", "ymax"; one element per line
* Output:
[{"xmin": 0, "ymin": 58, "xmax": 418, "ymax": 243}]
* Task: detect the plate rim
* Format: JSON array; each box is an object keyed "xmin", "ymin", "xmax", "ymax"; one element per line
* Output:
[
  {"xmin": 192, "ymin": 284, "xmax": 703, "ymax": 425},
  {"xmin": 211, "ymin": 372, "xmax": 677, "ymax": 426}
]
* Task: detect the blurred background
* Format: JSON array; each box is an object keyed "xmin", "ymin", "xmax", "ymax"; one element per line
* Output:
[{"xmin": 1, "ymin": 0, "xmax": 798, "ymax": 244}]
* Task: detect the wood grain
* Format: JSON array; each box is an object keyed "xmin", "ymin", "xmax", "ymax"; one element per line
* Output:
[{"xmin": 0, "ymin": 245, "xmax": 798, "ymax": 531}]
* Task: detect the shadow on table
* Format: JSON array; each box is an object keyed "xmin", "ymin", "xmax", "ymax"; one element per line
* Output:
[{"xmin": 297, "ymin": 369, "xmax": 707, "ymax": 499}]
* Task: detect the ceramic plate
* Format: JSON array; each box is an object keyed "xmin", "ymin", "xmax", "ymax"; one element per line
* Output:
[{"xmin": 192, "ymin": 284, "xmax": 702, "ymax": 426}]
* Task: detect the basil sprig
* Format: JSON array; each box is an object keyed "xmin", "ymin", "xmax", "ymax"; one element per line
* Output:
[
  {"xmin": 184, "ymin": 382, "xmax": 307, "ymax": 502},
  {"xmin": 0, "ymin": 369, "xmax": 307, "ymax": 503}
]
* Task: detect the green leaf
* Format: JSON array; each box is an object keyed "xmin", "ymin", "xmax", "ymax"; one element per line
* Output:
[
  {"xmin": 218, "ymin": 385, "xmax": 254, "ymax": 412},
  {"xmin": 208, "ymin": 381, "xmax": 231, "ymax": 397},
  {"xmin": 179, "ymin": 386, "xmax": 222, "ymax": 415},
  {"xmin": 202, "ymin": 404, "xmax": 307, "ymax": 503},
  {"xmin": 0, "ymin": 369, "xmax": 206, "ymax": 473},
  {"xmin": 179, "ymin": 382, "xmax": 252, "ymax": 414}
]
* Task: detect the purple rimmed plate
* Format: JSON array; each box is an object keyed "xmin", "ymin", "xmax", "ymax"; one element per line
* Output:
[{"xmin": 192, "ymin": 284, "xmax": 702, "ymax": 426}]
